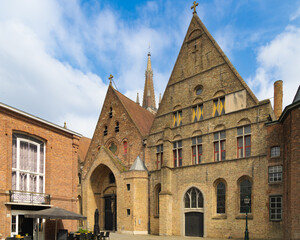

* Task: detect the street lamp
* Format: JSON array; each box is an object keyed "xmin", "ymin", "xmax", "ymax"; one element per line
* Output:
[{"xmin": 244, "ymin": 196, "xmax": 250, "ymax": 240}]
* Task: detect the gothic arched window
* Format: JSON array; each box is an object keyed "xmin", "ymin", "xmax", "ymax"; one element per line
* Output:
[
  {"xmin": 240, "ymin": 179, "xmax": 252, "ymax": 213},
  {"xmin": 184, "ymin": 187, "xmax": 203, "ymax": 209},
  {"xmin": 217, "ymin": 182, "xmax": 226, "ymax": 213}
]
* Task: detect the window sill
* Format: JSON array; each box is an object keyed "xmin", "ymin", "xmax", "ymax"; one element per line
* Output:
[
  {"xmin": 268, "ymin": 181, "xmax": 283, "ymax": 185},
  {"xmin": 212, "ymin": 214, "xmax": 227, "ymax": 220},
  {"xmin": 236, "ymin": 214, "xmax": 253, "ymax": 220}
]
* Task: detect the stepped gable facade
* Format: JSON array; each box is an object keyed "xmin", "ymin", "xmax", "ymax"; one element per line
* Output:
[{"xmin": 80, "ymin": 4, "xmax": 298, "ymax": 240}]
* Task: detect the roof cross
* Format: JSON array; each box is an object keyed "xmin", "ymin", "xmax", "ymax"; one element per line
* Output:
[
  {"xmin": 109, "ymin": 74, "xmax": 113, "ymax": 85},
  {"xmin": 191, "ymin": 1, "xmax": 199, "ymax": 14}
]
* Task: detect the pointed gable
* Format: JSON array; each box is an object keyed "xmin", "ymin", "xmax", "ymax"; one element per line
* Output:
[{"xmin": 114, "ymin": 89, "xmax": 155, "ymax": 136}]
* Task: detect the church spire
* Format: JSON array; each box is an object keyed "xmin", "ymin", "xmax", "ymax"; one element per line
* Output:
[{"xmin": 142, "ymin": 51, "xmax": 156, "ymax": 112}]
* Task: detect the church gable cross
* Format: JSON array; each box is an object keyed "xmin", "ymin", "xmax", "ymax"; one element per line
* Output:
[
  {"xmin": 109, "ymin": 74, "xmax": 113, "ymax": 85},
  {"xmin": 191, "ymin": 1, "xmax": 199, "ymax": 14}
]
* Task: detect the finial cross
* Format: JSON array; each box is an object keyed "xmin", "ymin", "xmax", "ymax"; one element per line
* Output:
[
  {"xmin": 109, "ymin": 74, "xmax": 113, "ymax": 85},
  {"xmin": 191, "ymin": 1, "xmax": 199, "ymax": 14}
]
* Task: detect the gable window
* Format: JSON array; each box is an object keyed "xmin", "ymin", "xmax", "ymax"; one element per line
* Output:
[
  {"xmin": 213, "ymin": 97, "xmax": 225, "ymax": 117},
  {"xmin": 240, "ymin": 180, "xmax": 252, "ymax": 213},
  {"xmin": 12, "ymin": 133, "xmax": 45, "ymax": 203},
  {"xmin": 104, "ymin": 126, "xmax": 108, "ymax": 136},
  {"xmin": 192, "ymin": 104, "xmax": 203, "ymax": 122},
  {"xmin": 123, "ymin": 141, "xmax": 128, "ymax": 154},
  {"xmin": 269, "ymin": 166, "xmax": 282, "ymax": 183},
  {"xmin": 195, "ymin": 85, "xmax": 203, "ymax": 95},
  {"xmin": 184, "ymin": 187, "xmax": 203, "ymax": 209},
  {"xmin": 156, "ymin": 144, "xmax": 163, "ymax": 169},
  {"xmin": 271, "ymin": 146, "xmax": 280, "ymax": 158},
  {"xmin": 115, "ymin": 122, "xmax": 119, "ymax": 133},
  {"xmin": 173, "ymin": 140, "xmax": 182, "ymax": 167},
  {"xmin": 173, "ymin": 111, "xmax": 182, "ymax": 127},
  {"xmin": 192, "ymin": 136, "xmax": 202, "ymax": 164},
  {"xmin": 237, "ymin": 125, "xmax": 251, "ymax": 158},
  {"xmin": 109, "ymin": 107, "xmax": 113, "ymax": 118},
  {"xmin": 270, "ymin": 195, "xmax": 282, "ymax": 221},
  {"xmin": 214, "ymin": 131, "xmax": 226, "ymax": 161},
  {"xmin": 217, "ymin": 182, "xmax": 226, "ymax": 213}
]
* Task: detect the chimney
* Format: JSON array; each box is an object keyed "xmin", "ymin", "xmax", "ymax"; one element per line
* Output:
[{"xmin": 274, "ymin": 80, "xmax": 283, "ymax": 120}]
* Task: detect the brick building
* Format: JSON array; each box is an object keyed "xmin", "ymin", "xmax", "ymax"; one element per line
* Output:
[
  {"xmin": 0, "ymin": 102, "xmax": 90, "ymax": 240},
  {"xmin": 80, "ymin": 5, "xmax": 300, "ymax": 240}
]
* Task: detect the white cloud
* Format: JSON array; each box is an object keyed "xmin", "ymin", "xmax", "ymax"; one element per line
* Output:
[
  {"xmin": 290, "ymin": 6, "xmax": 300, "ymax": 21},
  {"xmin": 248, "ymin": 25, "xmax": 300, "ymax": 107}
]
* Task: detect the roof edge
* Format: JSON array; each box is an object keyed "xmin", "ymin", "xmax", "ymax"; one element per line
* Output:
[{"xmin": 0, "ymin": 102, "xmax": 82, "ymax": 137}]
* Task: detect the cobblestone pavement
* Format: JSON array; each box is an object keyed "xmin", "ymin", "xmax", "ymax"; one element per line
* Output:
[{"xmin": 109, "ymin": 233, "xmax": 231, "ymax": 240}]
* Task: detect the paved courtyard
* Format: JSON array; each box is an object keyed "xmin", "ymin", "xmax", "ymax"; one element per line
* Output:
[{"xmin": 109, "ymin": 233, "xmax": 233, "ymax": 240}]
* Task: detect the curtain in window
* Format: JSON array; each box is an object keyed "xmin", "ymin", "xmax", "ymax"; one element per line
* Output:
[
  {"xmin": 20, "ymin": 141, "xmax": 28, "ymax": 170},
  {"xmin": 40, "ymin": 144, "xmax": 44, "ymax": 173},
  {"xmin": 12, "ymin": 136, "xmax": 17, "ymax": 168}
]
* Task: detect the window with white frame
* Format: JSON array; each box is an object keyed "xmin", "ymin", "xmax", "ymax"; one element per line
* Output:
[
  {"xmin": 268, "ymin": 166, "xmax": 282, "ymax": 183},
  {"xmin": 192, "ymin": 136, "xmax": 202, "ymax": 164},
  {"xmin": 270, "ymin": 146, "xmax": 280, "ymax": 158},
  {"xmin": 12, "ymin": 133, "xmax": 45, "ymax": 195},
  {"xmin": 156, "ymin": 144, "xmax": 163, "ymax": 169},
  {"xmin": 214, "ymin": 131, "xmax": 226, "ymax": 161},
  {"xmin": 173, "ymin": 140, "xmax": 182, "ymax": 167},
  {"xmin": 270, "ymin": 195, "xmax": 282, "ymax": 221},
  {"xmin": 237, "ymin": 125, "xmax": 251, "ymax": 158}
]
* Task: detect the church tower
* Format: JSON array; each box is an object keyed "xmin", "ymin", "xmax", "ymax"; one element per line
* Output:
[{"xmin": 142, "ymin": 52, "xmax": 156, "ymax": 112}]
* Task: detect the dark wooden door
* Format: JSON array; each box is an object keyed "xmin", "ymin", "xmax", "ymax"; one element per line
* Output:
[
  {"xmin": 185, "ymin": 212, "xmax": 203, "ymax": 237},
  {"xmin": 104, "ymin": 195, "xmax": 116, "ymax": 231}
]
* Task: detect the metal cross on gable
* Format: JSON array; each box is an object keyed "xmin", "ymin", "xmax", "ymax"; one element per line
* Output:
[
  {"xmin": 191, "ymin": 1, "xmax": 199, "ymax": 14},
  {"xmin": 109, "ymin": 74, "xmax": 113, "ymax": 84}
]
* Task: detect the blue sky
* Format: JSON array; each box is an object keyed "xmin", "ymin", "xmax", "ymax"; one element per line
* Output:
[{"xmin": 0, "ymin": 0, "xmax": 299, "ymax": 137}]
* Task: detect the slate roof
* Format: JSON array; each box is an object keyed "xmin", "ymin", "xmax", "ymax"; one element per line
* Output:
[
  {"xmin": 129, "ymin": 156, "xmax": 147, "ymax": 171},
  {"xmin": 113, "ymin": 88, "xmax": 155, "ymax": 136},
  {"xmin": 293, "ymin": 86, "xmax": 300, "ymax": 103}
]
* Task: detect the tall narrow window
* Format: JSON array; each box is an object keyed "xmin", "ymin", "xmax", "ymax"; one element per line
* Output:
[
  {"xmin": 156, "ymin": 144, "xmax": 163, "ymax": 169},
  {"xmin": 155, "ymin": 184, "xmax": 161, "ymax": 216},
  {"xmin": 213, "ymin": 97, "xmax": 225, "ymax": 117},
  {"xmin": 192, "ymin": 104, "xmax": 203, "ymax": 122},
  {"xmin": 217, "ymin": 182, "xmax": 226, "ymax": 213},
  {"xmin": 115, "ymin": 122, "xmax": 119, "ymax": 133},
  {"xmin": 173, "ymin": 140, "xmax": 182, "ymax": 167},
  {"xmin": 104, "ymin": 126, "xmax": 108, "ymax": 136},
  {"xmin": 11, "ymin": 133, "xmax": 45, "ymax": 203},
  {"xmin": 214, "ymin": 131, "xmax": 226, "ymax": 161},
  {"xmin": 237, "ymin": 125, "xmax": 251, "ymax": 158},
  {"xmin": 109, "ymin": 107, "xmax": 113, "ymax": 118},
  {"xmin": 173, "ymin": 111, "xmax": 182, "ymax": 127},
  {"xmin": 123, "ymin": 141, "xmax": 128, "ymax": 154},
  {"xmin": 240, "ymin": 180, "xmax": 252, "ymax": 213},
  {"xmin": 192, "ymin": 136, "xmax": 202, "ymax": 164},
  {"xmin": 270, "ymin": 195, "xmax": 282, "ymax": 221}
]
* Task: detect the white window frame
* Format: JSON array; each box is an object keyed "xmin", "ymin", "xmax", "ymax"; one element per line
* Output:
[
  {"xmin": 213, "ymin": 131, "xmax": 226, "ymax": 161},
  {"xmin": 173, "ymin": 140, "xmax": 182, "ymax": 167},
  {"xmin": 191, "ymin": 136, "xmax": 202, "ymax": 164},
  {"xmin": 270, "ymin": 146, "xmax": 280, "ymax": 158},
  {"xmin": 269, "ymin": 195, "xmax": 282, "ymax": 221},
  {"xmin": 12, "ymin": 134, "xmax": 46, "ymax": 195},
  {"xmin": 268, "ymin": 165, "xmax": 282, "ymax": 183}
]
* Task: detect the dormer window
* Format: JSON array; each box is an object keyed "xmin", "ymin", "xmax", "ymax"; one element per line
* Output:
[
  {"xmin": 115, "ymin": 122, "xmax": 119, "ymax": 133},
  {"xmin": 109, "ymin": 107, "xmax": 113, "ymax": 118},
  {"xmin": 104, "ymin": 126, "xmax": 108, "ymax": 136}
]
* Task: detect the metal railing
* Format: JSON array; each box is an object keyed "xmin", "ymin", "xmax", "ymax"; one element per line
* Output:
[{"xmin": 9, "ymin": 190, "xmax": 51, "ymax": 205}]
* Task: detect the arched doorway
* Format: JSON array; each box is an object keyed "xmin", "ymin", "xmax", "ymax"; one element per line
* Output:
[
  {"xmin": 184, "ymin": 187, "xmax": 204, "ymax": 237},
  {"xmin": 90, "ymin": 165, "xmax": 117, "ymax": 231}
]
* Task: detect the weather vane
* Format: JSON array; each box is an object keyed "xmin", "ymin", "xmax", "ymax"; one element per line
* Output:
[{"xmin": 191, "ymin": 1, "xmax": 199, "ymax": 14}]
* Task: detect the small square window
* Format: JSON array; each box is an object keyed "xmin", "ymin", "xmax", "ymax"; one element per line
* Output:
[
  {"xmin": 127, "ymin": 184, "xmax": 130, "ymax": 191},
  {"xmin": 127, "ymin": 209, "xmax": 130, "ymax": 216},
  {"xmin": 271, "ymin": 147, "xmax": 280, "ymax": 158}
]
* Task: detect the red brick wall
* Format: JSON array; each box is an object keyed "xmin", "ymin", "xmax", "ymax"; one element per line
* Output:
[{"xmin": 0, "ymin": 107, "xmax": 80, "ymax": 238}]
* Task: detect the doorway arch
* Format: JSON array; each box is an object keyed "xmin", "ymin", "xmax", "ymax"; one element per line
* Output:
[
  {"xmin": 90, "ymin": 164, "xmax": 117, "ymax": 231},
  {"xmin": 183, "ymin": 187, "xmax": 204, "ymax": 237}
]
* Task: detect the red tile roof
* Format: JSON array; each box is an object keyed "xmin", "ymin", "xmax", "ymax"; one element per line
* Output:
[{"xmin": 114, "ymin": 89, "xmax": 155, "ymax": 136}]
